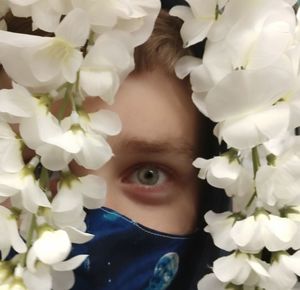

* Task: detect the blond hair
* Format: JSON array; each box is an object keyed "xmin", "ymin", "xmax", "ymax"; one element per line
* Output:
[{"xmin": 134, "ymin": 10, "xmax": 189, "ymax": 74}]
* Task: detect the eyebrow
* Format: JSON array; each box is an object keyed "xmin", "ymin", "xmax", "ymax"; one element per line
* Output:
[{"xmin": 115, "ymin": 137, "xmax": 197, "ymax": 159}]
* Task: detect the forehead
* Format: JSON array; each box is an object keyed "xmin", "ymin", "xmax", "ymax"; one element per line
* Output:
[{"xmin": 84, "ymin": 68, "xmax": 201, "ymax": 155}]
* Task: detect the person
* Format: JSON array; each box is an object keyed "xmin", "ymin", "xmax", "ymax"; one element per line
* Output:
[
  {"xmin": 0, "ymin": 7, "xmax": 225, "ymax": 290},
  {"xmin": 70, "ymin": 10, "xmax": 225, "ymax": 290}
]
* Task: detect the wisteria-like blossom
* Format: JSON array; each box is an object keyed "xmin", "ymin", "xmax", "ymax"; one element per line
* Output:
[
  {"xmin": 0, "ymin": 8, "xmax": 90, "ymax": 91},
  {"xmin": 1, "ymin": 0, "xmax": 300, "ymax": 289},
  {"xmin": 193, "ymin": 154, "xmax": 241, "ymax": 189},
  {"xmin": 0, "ymin": 206, "xmax": 27, "ymax": 259},
  {"xmin": 172, "ymin": 0, "xmax": 300, "ymax": 289},
  {"xmin": 204, "ymin": 211, "xmax": 237, "ymax": 251},
  {"xmin": 0, "ymin": 2, "xmax": 162, "ymax": 289},
  {"xmin": 79, "ymin": 31, "xmax": 135, "ymax": 104}
]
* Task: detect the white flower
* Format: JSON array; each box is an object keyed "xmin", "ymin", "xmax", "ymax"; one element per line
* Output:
[
  {"xmin": 0, "ymin": 83, "xmax": 35, "ymax": 123},
  {"xmin": 22, "ymin": 264, "xmax": 52, "ymax": 290},
  {"xmin": 175, "ymin": 55, "xmax": 215, "ymax": 99},
  {"xmin": 19, "ymin": 98, "xmax": 62, "ymax": 152},
  {"xmin": 25, "ymin": 238, "xmax": 87, "ymax": 289},
  {"xmin": 256, "ymin": 144, "xmax": 300, "ymax": 207},
  {"xmin": 27, "ymin": 229, "xmax": 71, "ymax": 266},
  {"xmin": 79, "ymin": 31, "xmax": 134, "ymax": 104},
  {"xmin": 218, "ymin": 0, "xmax": 294, "ymax": 71},
  {"xmin": 29, "ymin": 8, "xmax": 89, "ymax": 84},
  {"xmin": 79, "ymin": 109, "xmax": 122, "ymax": 137},
  {"xmin": 170, "ymin": 0, "xmax": 227, "ymax": 47},
  {"xmin": 284, "ymin": 205, "xmax": 300, "ymax": 250},
  {"xmin": 0, "ymin": 206, "xmax": 27, "ymax": 259},
  {"xmin": 23, "ymin": 263, "xmax": 80, "ymax": 290},
  {"xmin": 0, "ymin": 122, "xmax": 23, "ymax": 173},
  {"xmin": 51, "ymin": 173, "xmax": 106, "ymax": 229},
  {"xmin": 204, "ymin": 68, "xmax": 291, "ymax": 149},
  {"xmin": 0, "ymin": 8, "xmax": 90, "ymax": 90},
  {"xmin": 26, "ymin": 110, "xmax": 115, "ymax": 171},
  {"xmin": 259, "ymin": 251, "xmax": 300, "ymax": 290},
  {"xmin": 263, "ymin": 130, "xmax": 295, "ymax": 156},
  {"xmin": 182, "ymin": 0, "xmax": 296, "ymax": 98},
  {"xmin": 8, "ymin": 0, "xmax": 72, "ymax": 32},
  {"xmin": 193, "ymin": 152, "xmax": 254, "ymax": 200},
  {"xmin": 197, "ymin": 273, "xmax": 260, "ymax": 290},
  {"xmin": 115, "ymin": 0, "xmax": 161, "ymax": 46},
  {"xmin": 231, "ymin": 210, "xmax": 297, "ymax": 252},
  {"xmin": 204, "ymin": 211, "xmax": 237, "ymax": 251},
  {"xmin": 193, "ymin": 155, "xmax": 241, "ymax": 189},
  {"xmin": 71, "ymin": 0, "xmax": 161, "ymax": 45},
  {"xmin": 197, "ymin": 273, "xmax": 225, "ymax": 290},
  {"xmin": 213, "ymin": 251, "xmax": 269, "ymax": 286},
  {"xmin": 225, "ymin": 167, "xmax": 254, "ymax": 210},
  {"xmin": 0, "ymin": 158, "xmax": 51, "ymax": 213},
  {"xmin": 19, "ymin": 98, "xmax": 119, "ymax": 170}
]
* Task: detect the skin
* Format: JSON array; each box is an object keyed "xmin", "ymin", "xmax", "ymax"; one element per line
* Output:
[
  {"xmin": 0, "ymin": 67, "xmax": 202, "ymax": 236},
  {"xmin": 74, "ymin": 68, "xmax": 201, "ymax": 235}
]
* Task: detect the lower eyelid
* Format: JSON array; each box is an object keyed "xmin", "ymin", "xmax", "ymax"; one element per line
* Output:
[{"xmin": 120, "ymin": 181, "xmax": 172, "ymax": 203}]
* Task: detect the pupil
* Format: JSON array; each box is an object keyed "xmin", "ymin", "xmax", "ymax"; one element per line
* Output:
[{"xmin": 137, "ymin": 167, "xmax": 159, "ymax": 185}]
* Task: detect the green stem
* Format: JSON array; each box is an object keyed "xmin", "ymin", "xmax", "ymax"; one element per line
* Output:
[
  {"xmin": 26, "ymin": 215, "xmax": 36, "ymax": 248},
  {"xmin": 246, "ymin": 147, "xmax": 261, "ymax": 209},
  {"xmin": 75, "ymin": 71, "xmax": 80, "ymax": 96},
  {"xmin": 39, "ymin": 166, "xmax": 51, "ymax": 199},
  {"xmin": 56, "ymin": 82, "xmax": 69, "ymax": 92},
  {"xmin": 251, "ymin": 147, "xmax": 261, "ymax": 177},
  {"xmin": 39, "ymin": 166, "xmax": 49, "ymax": 189},
  {"xmin": 246, "ymin": 190, "xmax": 257, "ymax": 209},
  {"xmin": 215, "ymin": 4, "xmax": 220, "ymax": 20},
  {"xmin": 57, "ymin": 84, "xmax": 72, "ymax": 121},
  {"xmin": 20, "ymin": 214, "xmax": 36, "ymax": 267}
]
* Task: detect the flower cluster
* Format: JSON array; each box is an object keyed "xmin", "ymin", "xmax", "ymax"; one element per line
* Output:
[
  {"xmin": 172, "ymin": 0, "xmax": 300, "ymax": 289},
  {"xmin": 0, "ymin": 1, "xmax": 160, "ymax": 289}
]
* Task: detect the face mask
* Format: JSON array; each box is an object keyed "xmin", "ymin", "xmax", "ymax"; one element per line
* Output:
[{"xmin": 71, "ymin": 207, "xmax": 201, "ymax": 290}]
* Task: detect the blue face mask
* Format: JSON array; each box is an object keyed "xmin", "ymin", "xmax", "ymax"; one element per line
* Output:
[{"xmin": 71, "ymin": 207, "xmax": 202, "ymax": 290}]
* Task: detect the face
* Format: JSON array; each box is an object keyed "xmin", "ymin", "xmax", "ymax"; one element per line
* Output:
[
  {"xmin": 72, "ymin": 67, "xmax": 201, "ymax": 235},
  {"xmin": 0, "ymin": 67, "xmax": 202, "ymax": 236}
]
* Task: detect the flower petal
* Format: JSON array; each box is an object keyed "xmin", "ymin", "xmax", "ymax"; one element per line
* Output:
[
  {"xmin": 37, "ymin": 144, "xmax": 72, "ymax": 171},
  {"xmin": 205, "ymin": 67, "xmax": 291, "ymax": 122},
  {"xmin": 34, "ymin": 230, "xmax": 71, "ymax": 265},
  {"xmin": 55, "ymin": 8, "xmax": 90, "ymax": 47},
  {"xmin": 174, "ymin": 55, "xmax": 202, "ymax": 79},
  {"xmin": 62, "ymin": 226, "xmax": 93, "ymax": 244},
  {"xmin": 80, "ymin": 69, "xmax": 119, "ymax": 104},
  {"xmin": 74, "ymin": 134, "xmax": 113, "ymax": 170},
  {"xmin": 219, "ymin": 103, "xmax": 290, "ymax": 149},
  {"xmin": 31, "ymin": 0, "xmax": 61, "ymax": 32},
  {"xmin": 53, "ymin": 254, "xmax": 88, "ymax": 271},
  {"xmin": 197, "ymin": 273, "xmax": 224, "ymax": 290},
  {"xmin": 88, "ymin": 110, "xmax": 122, "ymax": 136},
  {"xmin": 62, "ymin": 49, "xmax": 83, "ymax": 83}
]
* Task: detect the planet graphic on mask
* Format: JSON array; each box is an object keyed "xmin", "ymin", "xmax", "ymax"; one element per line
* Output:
[{"xmin": 145, "ymin": 252, "xmax": 179, "ymax": 290}]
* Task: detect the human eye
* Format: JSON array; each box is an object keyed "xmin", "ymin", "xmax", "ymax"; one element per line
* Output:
[
  {"xmin": 126, "ymin": 165, "xmax": 167, "ymax": 186},
  {"xmin": 120, "ymin": 163, "xmax": 172, "ymax": 198}
]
